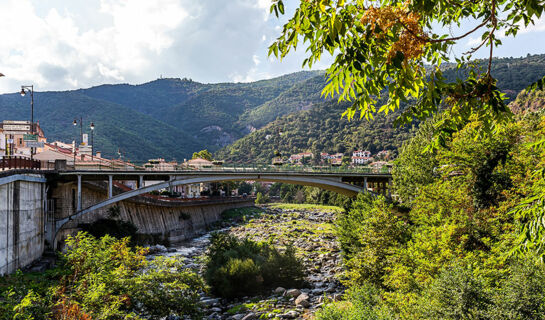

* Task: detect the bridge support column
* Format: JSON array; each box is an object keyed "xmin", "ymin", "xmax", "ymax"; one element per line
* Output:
[
  {"xmin": 108, "ymin": 175, "xmax": 113, "ymax": 199},
  {"xmin": 363, "ymin": 177, "xmax": 368, "ymax": 192},
  {"xmin": 169, "ymin": 176, "xmax": 174, "ymax": 193},
  {"xmin": 77, "ymin": 175, "xmax": 82, "ymax": 211},
  {"xmin": 138, "ymin": 175, "xmax": 144, "ymax": 189}
]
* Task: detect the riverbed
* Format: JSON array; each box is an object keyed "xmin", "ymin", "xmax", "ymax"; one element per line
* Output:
[{"xmin": 152, "ymin": 205, "xmax": 345, "ymax": 320}]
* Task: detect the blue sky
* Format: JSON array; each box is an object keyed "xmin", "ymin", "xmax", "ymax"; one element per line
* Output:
[{"xmin": 0, "ymin": 0, "xmax": 544, "ymax": 94}]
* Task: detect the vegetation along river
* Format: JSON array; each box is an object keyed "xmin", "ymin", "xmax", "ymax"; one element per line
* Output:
[{"xmin": 149, "ymin": 204, "xmax": 346, "ymax": 320}]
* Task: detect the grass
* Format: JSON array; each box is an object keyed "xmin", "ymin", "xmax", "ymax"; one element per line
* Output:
[{"xmin": 267, "ymin": 203, "xmax": 345, "ymax": 213}]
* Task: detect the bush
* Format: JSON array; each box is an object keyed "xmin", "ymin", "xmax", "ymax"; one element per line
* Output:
[
  {"xmin": 79, "ymin": 218, "xmax": 138, "ymax": 240},
  {"xmin": 255, "ymin": 192, "xmax": 270, "ymax": 204},
  {"xmin": 488, "ymin": 259, "xmax": 545, "ymax": 319},
  {"xmin": 336, "ymin": 194, "xmax": 409, "ymax": 287},
  {"xmin": 315, "ymin": 284, "xmax": 394, "ymax": 320},
  {"xmin": 418, "ymin": 263, "xmax": 490, "ymax": 320},
  {"xmin": 56, "ymin": 232, "xmax": 204, "ymax": 319},
  {"xmin": 204, "ymin": 233, "xmax": 305, "ymax": 298}
]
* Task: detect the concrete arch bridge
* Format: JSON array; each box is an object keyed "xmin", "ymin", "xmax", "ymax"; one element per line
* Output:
[{"xmin": 54, "ymin": 170, "xmax": 392, "ymax": 233}]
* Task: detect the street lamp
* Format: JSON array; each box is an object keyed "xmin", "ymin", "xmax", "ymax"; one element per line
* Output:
[
  {"xmin": 20, "ymin": 85, "xmax": 34, "ymax": 160},
  {"xmin": 90, "ymin": 122, "xmax": 95, "ymax": 161},
  {"xmin": 73, "ymin": 117, "xmax": 83, "ymax": 145}
]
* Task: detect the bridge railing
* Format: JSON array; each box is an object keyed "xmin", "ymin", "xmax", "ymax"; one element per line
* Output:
[
  {"xmin": 0, "ymin": 156, "xmax": 41, "ymax": 170},
  {"xmin": 53, "ymin": 162, "xmax": 392, "ymax": 174}
]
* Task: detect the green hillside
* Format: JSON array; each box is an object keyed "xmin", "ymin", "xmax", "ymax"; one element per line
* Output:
[
  {"xmin": 0, "ymin": 92, "xmax": 203, "ymax": 162},
  {"xmin": 217, "ymin": 54, "xmax": 545, "ymax": 163},
  {"xmin": 216, "ymin": 100, "xmax": 418, "ymax": 163},
  {"xmin": 236, "ymin": 72, "xmax": 328, "ymax": 129}
]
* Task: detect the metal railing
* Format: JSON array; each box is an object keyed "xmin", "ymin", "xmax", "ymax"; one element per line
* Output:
[
  {"xmin": 74, "ymin": 163, "xmax": 392, "ymax": 174},
  {"xmin": 0, "ymin": 157, "xmax": 392, "ymax": 175}
]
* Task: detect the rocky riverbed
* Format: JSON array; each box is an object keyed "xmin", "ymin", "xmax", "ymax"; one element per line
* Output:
[{"xmin": 154, "ymin": 205, "xmax": 345, "ymax": 320}]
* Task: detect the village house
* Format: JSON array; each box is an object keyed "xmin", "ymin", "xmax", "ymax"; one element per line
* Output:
[
  {"xmin": 288, "ymin": 152, "xmax": 313, "ymax": 164},
  {"xmin": 144, "ymin": 158, "xmax": 177, "ymax": 171},
  {"xmin": 353, "ymin": 150, "xmax": 371, "ymax": 158},
  {"xmin": 376, "ymin": 150, "xmax": 391, "ymax": 160},
  {"xmin": 351, "ymin": 150, "xmax": 373, "ymax": 165}
]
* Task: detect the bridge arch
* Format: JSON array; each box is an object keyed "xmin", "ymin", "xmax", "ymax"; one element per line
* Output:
[{"xmin": 56, "ymin": 174, "xmax": 366, "ymax": 232}]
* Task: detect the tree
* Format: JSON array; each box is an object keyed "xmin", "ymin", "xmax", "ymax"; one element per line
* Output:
[
  {"xmin": 393, "ymin": 117, "xmax": 439, "ymax": 204},
  {"xmin": 269, "ymin": 0, "xmax": 545, "ymax": 143},
  {"xmin": 238, "ymin": 181, "xmax": 253, "ymax": 195},
  {"xmin": 192, "ymin": 149, "xmax": 213, "ymax": 161}
]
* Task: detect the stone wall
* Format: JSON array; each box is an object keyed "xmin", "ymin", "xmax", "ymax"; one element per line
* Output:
[
  {"xmin": 0, "ymin": 177, "xmax": 45, "ymax": 275},
  {"xmin": 53, "ymin": 182, "xmax": 254, "ymax": 245}
]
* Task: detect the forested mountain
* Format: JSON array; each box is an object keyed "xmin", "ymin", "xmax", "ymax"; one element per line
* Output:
[
  {"xmin": 236, "ymin": 72, "xmax": 328, "ymax": 129},
  {"xmin": 2, "ymin": 55, "xmax": 544, "ymax": 163},
  {"xmin": 0, "ymin": 71, "xmax": 320, "ymax": 162},
  {"xmin": 216, "ymin": 101, "xmax": 418, "ymax": 163},
  {"xmin": 0, "ymin": 91, "xmax": 202, "ymax": 162},
  {"xmin": 217, "ymin": 54, "xmax": 545, "ymax": 163}
]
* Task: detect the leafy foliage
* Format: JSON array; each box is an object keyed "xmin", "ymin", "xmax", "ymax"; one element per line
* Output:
[
  {"xmin": 269, "ymin": 0, "xmax": 545, "ymax": 144},
  {"xmin": 204, "ymin": 233, "xmax": 305, "ymax": 298},
  {"xmin": 191, "ymin": 149, "xmax": 213, "ymax": 161},
  {"xmin": 321, "ymin": 102, "xmax": 545, "ymax": 318},
  {"xmin": 0, "ymin": 232, "xmax": 205, "ymax": 320}
]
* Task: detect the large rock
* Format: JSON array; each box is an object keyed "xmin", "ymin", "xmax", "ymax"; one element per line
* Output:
[
  {"xmin": 241, "ymin": 313, "xmax": 257, "ymax": 320},
  {"xmin": 281, "ymin": 310, "xmax": 299, "ymax": 319},
  {"xmin": 285, "ymin": 289, "xmax": 302, "ymax": 298},
  {"xmin": 295, "ymin": 293, "xmax": 310, "ymax": 308},
  {"xmin": 274, "ymin": 287, "xmax": 286, "ymax": 294}
]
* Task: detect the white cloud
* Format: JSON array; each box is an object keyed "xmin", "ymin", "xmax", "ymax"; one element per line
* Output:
[
  {"xmin": 0, "ymin": 0, "xmax": 187, "ymax": 93},
  {"xmin": 0, "ymin": 0, "xmax": 327, "ymax": 93}
]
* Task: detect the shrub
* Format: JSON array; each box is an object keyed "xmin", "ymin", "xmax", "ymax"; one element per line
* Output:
[
  {"xmin": 315, "ymin": 284, "xmax": 394, "ymax": 320},
  {"xmin": 56, "ymin": 232, "xmax": 204, "ymax": 319},
  {"xmin": 79, "ymin": 218, "xmax": 138, "ymax": 240},
  {"xmin": 418, "ymin": 263, "xmax": 490, "ymax": 320},
  {"xmin": 336, "ymin": 194, "xmax": 409, "ymax": 287},
  {"xmin": 255, "ymin": 192, "xmax": 269, "ymax": 204},
  {"xmin": 488, "ymin": 259, "xmax": 545, "ymax": 319},
  {"xmin": 204, "ymin": 233, "xmax": 305, "ymax": 298}
]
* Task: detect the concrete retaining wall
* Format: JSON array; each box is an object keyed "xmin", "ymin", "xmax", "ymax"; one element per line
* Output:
[
  {"xmin": 53, "ymin": 182, "xmax": 254, "ymax": 245},
  {"xmin": 0, "ymin": 177, "xmax": 45, "ymax": 275}
]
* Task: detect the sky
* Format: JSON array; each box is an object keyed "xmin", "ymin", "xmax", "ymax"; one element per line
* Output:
[{"xmin": 0, "ymin": 0, "xmax": 544, "ymax": 94}]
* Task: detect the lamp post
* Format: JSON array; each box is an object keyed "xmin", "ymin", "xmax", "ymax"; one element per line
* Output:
[
  {"xmin": 73, "ymin": 117, "xmax": 83, "ymax": 145},
  {"xmin": 20, "ymin": 85, "xmax": 34, "ymax": 160},
  {"xmin": 73, "ymin": 118, "xmax": 82, "ymax": 168},
  {"xmin": 90, "ymin": 122, "xmax": 95, "ymax": 161}
]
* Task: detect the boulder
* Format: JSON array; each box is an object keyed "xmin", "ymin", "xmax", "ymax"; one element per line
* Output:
[
  {"xmin": 285, "ymin": 289, "xmax": 302, "ymax": 298},
  {"xmin": 241, "ymin": 313, "xmax": 257, "ymax": 320},
  {"xmin": 274, "ymin": 287, "xmax": 286, "ymax": 294},
  {"xmin": 295, "ymin": 293, "xmax": 310, "ymax": 308}
]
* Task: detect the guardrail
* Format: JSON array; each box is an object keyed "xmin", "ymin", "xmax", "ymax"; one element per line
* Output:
[
  {"xmin": 0, "ymin": 158, "xmax": 393, "ymax": 175},
  {"xmin": 68, "ymin": 164, "xmax": 392, "ymax": 174}
]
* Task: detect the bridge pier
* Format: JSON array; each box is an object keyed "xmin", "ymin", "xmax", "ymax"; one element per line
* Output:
[
  {"xmin": 108, "ymin": 175, "xmax": 113, "ymax": 198},
  {"xmin": 364, "ymin": 177, "xmax": 368, "ymax": 191},
  {"xmin": 138, "ymin": 175, "xmax": 144, "ymax": 189},
  {"xmin": 77, "ymin": 175, "xmax": 82, "ymax": 211}
]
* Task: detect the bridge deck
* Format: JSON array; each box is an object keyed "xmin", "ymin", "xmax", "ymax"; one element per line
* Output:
[{"xmin": 55, "ymin": 170, "xmax": 392, "ymax": 182}]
